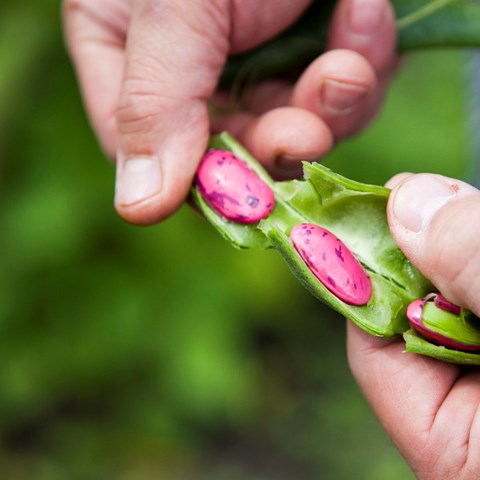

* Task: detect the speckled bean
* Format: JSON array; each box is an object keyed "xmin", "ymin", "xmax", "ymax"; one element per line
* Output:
[
  {"xmin": 290, "ymin": 223, "xmax": 372, "ymax": 306},
  {"xmin": 196, "ymin": 149, "xmax": 275, "ymax": 224},
  {"xmin": 407, "ymin": 295, "xmax": 480, "ymax": 352}
]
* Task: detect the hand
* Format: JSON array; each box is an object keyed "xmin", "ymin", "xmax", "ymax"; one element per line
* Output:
[
  {"xmin": 64, "ymin": 0, "xmax": 396, "ymax": 225},
  {"xmin": 348, "ymin": 173, "xmax": 480, "ymax": 480}
]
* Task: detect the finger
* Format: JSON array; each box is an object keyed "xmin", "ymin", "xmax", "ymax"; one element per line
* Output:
[
  {"xmin": 347, "ymin": 322, "xmax": 460, "ymax": 457},
  {"xmin": 211, "ymin": 80, "xmax": 292, "ymax": 140},
  {"xmin": 114, "ymin": 0, "xmax": 317, "ymax": 225},
  {"xmin": 387, "ymin": 174, "xmax": 480, "ymax": 314},
  {"xmin": 229, "ymin": 0, "xmax": 312, "ymax": 53},
  {"xmin": 63, "ymin": 0, "xmax": 128, "ymax": 158},
  {"xmin": 238, "ymin": 106, "xmax": 334, "ymax": 179},
  {"xmin": 210, "ymin": 111, "xmax": 256, "ymax": 138},
  {"xmin": 327, "ymin": 0, "xmax": 396, "ymax": 78},
  {"xmin": 384, "ymin": 172, "xmax": 413, "ymax": 189},
  {"xmin": 322, "ymin": 0, "xmax": 397, "ymax": 138},
  {"xmin": 290, "ymin": 49, "xmax": 376, "ymax": 140},
  {"xmin": 114, "ymin": 0, "xmax": 231, "ymax": 225},
  {"xmin": 346, "ymin": 322, "xmax": 480, "ymax": 478},
  {"xmin": 240, "ymin": 80, "xmax": 292, "ymax": 114}
]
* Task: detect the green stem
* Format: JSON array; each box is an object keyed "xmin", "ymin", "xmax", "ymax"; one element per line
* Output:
[{"xmin": 397, "ymin": 0, "xmax": 457, "ymax": 30}]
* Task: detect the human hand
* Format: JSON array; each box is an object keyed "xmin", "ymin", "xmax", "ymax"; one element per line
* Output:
[
  {"xmin": 64, "ymin": 0, "xmax": 397, "ymax": 225},
  {"xmin": 348, "ymin": 173, "xmax": 480, "ymax": 480}
]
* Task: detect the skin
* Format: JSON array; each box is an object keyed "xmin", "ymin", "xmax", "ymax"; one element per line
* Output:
[{"xmin": 63, "ymin": 0, "xmax": 396, "ymax": 224}]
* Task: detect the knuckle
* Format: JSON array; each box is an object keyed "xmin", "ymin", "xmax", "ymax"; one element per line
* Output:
[
  {"xmin": 63, "ymin": 0, "xmax": 92, "ymax": 19},
  {"xmin": 117, "ymin": 77, "xmax": 206, "ymax": 138},
  {"xmin": 117, "ymin": 83, "xmax": 166, "ymax": 135},
  {"xmin": 62, "ymin": 0, "xmax": 80, "ymax": 14},
  {"xmin": 62, "ymin": 0, "xmax": 82, "ymax": 35},
  {"xmin": 63, "ymin": 0, "xmax": 128, "ymax": 45}
]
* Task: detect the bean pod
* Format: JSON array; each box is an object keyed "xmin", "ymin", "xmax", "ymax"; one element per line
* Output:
[
  {"xmin": 192, "ymin": 133, "xmax": 480, "ymax": 364},
  {"xmin": 407, "ymin": 293, "xmax": 480, "ymax": 352}
]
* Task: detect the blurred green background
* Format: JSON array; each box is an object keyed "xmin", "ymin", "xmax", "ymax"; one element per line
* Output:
[{"xmin": 0, "ymin": 1, "xmax": 473, "ymax": 479}]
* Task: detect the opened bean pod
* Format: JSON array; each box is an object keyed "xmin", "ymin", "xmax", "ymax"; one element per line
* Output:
[
  {"xmin": 405, "ymin": 293, "xmax": 480, "ymax": 359},
  {"xmin": 191, "ymin": 132, "xmax": 479, "ymax": 365},
  {"xmin": 196, "ymin": 151, "xmax": 372, "ymax": 306}
]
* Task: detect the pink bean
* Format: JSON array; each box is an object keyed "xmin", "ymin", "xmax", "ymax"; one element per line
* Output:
[
  {"xmin": 290, "ymin": 223, "xmax": 372, "ymax": 306},
  {"xmin": 196, "ymin": 149, "xmax": 275, "ymax": 224},
  {"xmin": 433, "ymin": 293, "xmax": 461, "ymax": 315},
  {"xmin": 406, "ymin": 299, "xmax": 427, "ymax": 331},
  {"xmin": 406, "ymin": 296, "xmax": 480, "ymax": 352}
]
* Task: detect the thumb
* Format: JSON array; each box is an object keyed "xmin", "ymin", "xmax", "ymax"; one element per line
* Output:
[
  {"xmin": 387, "ymin": 173, "xmax": 480, "ymax": 314},
  {"xmin": 114, "ymin": 1, "xmax": 230, "ymax": 225}
]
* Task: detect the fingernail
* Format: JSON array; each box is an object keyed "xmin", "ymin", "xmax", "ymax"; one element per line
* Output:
[
  {"xmin": 320, "ymin": 79, "xmax": 368, "ymax": 115},
  {"xmin": 115, "ymin": 156, "xmax": 162, "ymax": 206},
  {"xmin": 348, "ymin": 0, "xmax": 386, "ymax": 35},
  {"xmin": 392, "ymin": 175, "xmax": 457, "ymax": 233}
]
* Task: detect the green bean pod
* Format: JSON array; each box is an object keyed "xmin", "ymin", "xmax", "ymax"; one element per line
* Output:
[
  {"xmin": 191, "ymin": 134, "xmax": 480, "ymax": 365},
  {"xmin": 404, "ymin": 294, "xmax": 480, "ymax": 365},
  {"xmin": 192, "ymin": 133, "xmax": 435, "ymax": 339},
  {"xmin": 191, "ymin": 133, "xmax": 480, "ymax": 365}
]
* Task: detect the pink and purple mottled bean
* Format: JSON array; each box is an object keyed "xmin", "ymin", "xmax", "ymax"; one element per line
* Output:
[
  {"xmin": 433, "ymin": 293, "xmax": 461, "ymax": 315},
  {"xmin": 196, "ymin": 149, "xmax": 275, "ymax": 224},
  {"xmin": 290, "ymin": 223, "xmax": 372, "ymax": 306},
  {"xmin": 406, "ymin": 296, "xmax": 480, "ymax": 352},
  {"xmin": 406, "ymin": 298, "xmax": 430, "ymax": 336}
]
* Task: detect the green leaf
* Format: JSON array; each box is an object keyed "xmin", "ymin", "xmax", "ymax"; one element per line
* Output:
[{"xmin": 396, "ymin": 0, "xmax": 480, "ymax": 49}]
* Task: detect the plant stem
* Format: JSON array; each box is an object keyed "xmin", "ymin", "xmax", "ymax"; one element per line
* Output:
[{"xmin": 397, "ymin": 0, "xmax": 456, "ymax": 30}]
